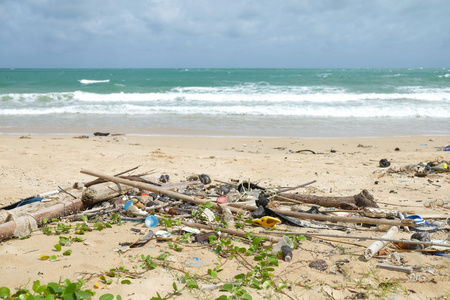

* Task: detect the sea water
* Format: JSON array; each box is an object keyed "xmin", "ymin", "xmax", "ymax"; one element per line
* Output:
[{"xmin": 1, "ymin": 68, "xmax": 449, "ymax": 138}]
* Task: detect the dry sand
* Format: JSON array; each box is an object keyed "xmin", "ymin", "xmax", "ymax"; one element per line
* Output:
[{"xmin": 0, "ymin": 134, "xmax": 449, "ymax": 299}]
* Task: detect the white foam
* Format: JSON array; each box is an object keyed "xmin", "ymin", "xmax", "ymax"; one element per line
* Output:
[{"xmin": 78, "ymin": 79, "xmax": 110, "ymax": 84}]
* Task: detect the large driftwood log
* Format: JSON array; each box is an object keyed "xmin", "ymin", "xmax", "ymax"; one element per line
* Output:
[
  {"xmin": 277, "ymin": 189, "xmax": 379, "ymax": 209},
  {"xmin": 0, "ymin": 198, "xmax": 84, "ymax": 241}
]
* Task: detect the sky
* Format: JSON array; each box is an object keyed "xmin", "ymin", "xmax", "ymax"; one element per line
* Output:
[{"xmin": 0, "ymin": 0, "xmax": 449, "ymax": 68}]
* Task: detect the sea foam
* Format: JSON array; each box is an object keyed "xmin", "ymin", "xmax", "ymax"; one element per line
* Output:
[{"xmin": 78, "ymin": 79, "xmax": 110, "ymax": 84}]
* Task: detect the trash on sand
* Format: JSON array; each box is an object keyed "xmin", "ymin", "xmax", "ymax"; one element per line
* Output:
[{"xmin": 252, "ymin": 216, "xmax": 281, "ymax": 228}]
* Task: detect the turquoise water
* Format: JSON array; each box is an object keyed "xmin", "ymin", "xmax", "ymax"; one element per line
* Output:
[{"xmin": 1, "ymin": 68, "xmax": 449, "ymax": 137}]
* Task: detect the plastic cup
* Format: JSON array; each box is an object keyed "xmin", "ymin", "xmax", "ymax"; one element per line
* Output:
[
  {"xmin": 145, "ymin": 214, "xmax": 159, "ymax": 228},
  {"xmin": 124, "ymin": 200, "xmax": 133, "ymax": 211}
]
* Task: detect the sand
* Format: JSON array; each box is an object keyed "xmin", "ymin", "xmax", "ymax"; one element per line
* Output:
[{"xmin": 0, "ymin": 134, "xmax": 449, "ymax": 299}]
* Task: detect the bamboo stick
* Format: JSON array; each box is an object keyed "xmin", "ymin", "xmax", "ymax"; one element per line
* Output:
[
  {"xmin": 176, "ymin": 220, "xmax": 281, "ymax": 243},
  {"xmin": 262, "ymin": 230, "xmax": 450, "ymax": 248}
]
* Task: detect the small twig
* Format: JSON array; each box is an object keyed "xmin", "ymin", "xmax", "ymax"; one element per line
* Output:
[
  {"xmin": 58, "ymin": 186, "xmax": 77, "ymax": 199},
  {"xmin": 275, "ymin": 180, "xmax": 317, "ymax": 194}
]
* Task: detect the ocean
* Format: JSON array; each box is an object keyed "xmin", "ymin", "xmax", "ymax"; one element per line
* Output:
[{"xmin": 1, "ymin": 68, "xmax": 449, "ymax": 138}]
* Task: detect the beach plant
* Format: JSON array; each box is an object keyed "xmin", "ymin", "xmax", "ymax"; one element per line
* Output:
[{"xmin": 0, "ymin": 278, "xmax": 96, "ymax": 300}]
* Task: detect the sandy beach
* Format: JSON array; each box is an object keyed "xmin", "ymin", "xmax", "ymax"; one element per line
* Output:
[{"xmin": 0, "ymin": 134, "xmax": 449, "ymax": 299}]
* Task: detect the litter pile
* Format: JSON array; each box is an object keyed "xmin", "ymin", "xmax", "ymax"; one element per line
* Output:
[{"xmin": 1, "ymin": 166, "xmax": 449, "ymax": 268}]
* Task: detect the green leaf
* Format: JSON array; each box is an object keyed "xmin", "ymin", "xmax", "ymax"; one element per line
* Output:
[
  {"xmin": 204, "ymin": 202, "xmax": 213, "ymax": 208},
  {"xmin": 207, "ymin": 269, "xmax": 217, "ymax": 279},
  {"xmin": 49, "ymin": 255, "xmax": 58, "ymax": 261},
  {"xmin": 76, "ymin": 290, "xmax": 94, "ymax": 299},
  {"xmin": 221, "ymin": 283, "xmax": 233, "ymax": 291},
  {"xmin": 54, "ymin": 244, "xmax": 62, "ymax": 251},
  {"xmin": 121, "ymin": 280, "xmax": 131, "ymax": 285},
  {"xmin": 186, "ymin": 280, "xmax": 198, "ymax": 289},
  {"xmin": 0, "ymin": 287, "xmax": 11, "ymax": 297},
  {"xmin": 32, "ymin": 280, "xmax": 41, "ymax": 293},
  {"xmin": 39, "ymin": 255, "xmax": 50, "ymax": 260},
  {"xmin": 59, "ymin": 237, "xmax": 68, "ymax": 246},
  {"xmin": 62, "ymin": 283, "xmax": 77, "ymax": 296},
  {"xmin": 242, "ymin": 293, "xmax": 253, "ymax": 300},
  {"xmin": 251, "ymin": 279, "xmax": 261, "ymax": 289},
  {"xmin": 80, "ymin": 215, "xmax": 88, "ymax": 222},
  {"xmin": 215, "ymin": 296, "xmax": 228, "ymax": 300},
  {"xmin": 99, "ymin": 294, "xmax": 114, "ymax": 300},
  {"xmin": 172, "ymin": 282, "xmax": 178, "ymax": 291},
  {"xmin": 62, "ymin": 250, "xmax": 72, "ymax": 256}
]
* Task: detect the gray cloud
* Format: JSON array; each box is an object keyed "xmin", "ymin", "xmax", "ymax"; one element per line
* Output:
[{"xmin": 1, "ymin": 0, "xmax": 449, "ymax": 68}]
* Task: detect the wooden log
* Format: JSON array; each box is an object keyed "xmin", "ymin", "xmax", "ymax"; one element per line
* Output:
[
  {"xmin": 80, "ymin": 169, "xmax": 248, "ymax": 215},
  {"xmin": 0, "ymin": 198, "xmax": 84, "ymax": 241},
  {"xmin": 81, "ymin": 182, "xmax": 135, "ymax": 206},
  {"xmin": 277, "ymin": 189, "xmax": 379, "ymax": 209}
]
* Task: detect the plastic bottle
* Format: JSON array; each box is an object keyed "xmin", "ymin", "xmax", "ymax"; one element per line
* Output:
[
  {"xmin": 184, "ymin": 257, "xmax": 211, "ymax": 267},
  {"xmin": 281, "ymin": 245, "xmax": 293, "ymax": 262},
  {"xmin": 271, "ymin": 235, "xmax": 294, "ymax": 256}
]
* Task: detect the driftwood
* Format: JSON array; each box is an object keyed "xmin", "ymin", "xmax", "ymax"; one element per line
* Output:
[
  {"xmin": 82, "ymin": 182, "xmax": 136, "ymax": 206},
  {"xmin": 0, "ymin": 198, "xmax": 84, "ymax": 241},
  {"xmin": 81, "ymin": 169, "xmax": 414, "ymax": 227},
  {"xmin": 277, "ymin": 189, "xmax": 379, "ymax": 209}
]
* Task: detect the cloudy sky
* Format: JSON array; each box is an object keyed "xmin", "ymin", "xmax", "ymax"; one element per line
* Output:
[{"xmin": 0, "ymin": 0, "xmax": 449, "ymax": 68}]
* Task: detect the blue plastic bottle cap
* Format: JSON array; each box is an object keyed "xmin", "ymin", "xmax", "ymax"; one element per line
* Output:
[
  {"xmin": 124, "ymin": 200, "xmax": 133, "ymax": 211},
  {"xmin": 145, "ymin": 214, "xmax": 159, "ymax": 228}
]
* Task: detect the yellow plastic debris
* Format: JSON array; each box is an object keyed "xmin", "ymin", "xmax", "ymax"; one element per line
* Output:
[{"xmin": 251, "ymin": 216, "xmax": 281, "ymax": 228}]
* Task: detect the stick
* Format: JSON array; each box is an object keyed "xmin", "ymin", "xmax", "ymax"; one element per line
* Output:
[
  {"xmin": 261, "ymin": 230, "xmax": 450, "ymax": 248},
  {"xmin": 274, "ymin": 180, "xmax": 317, "ymax": 193},
  {"xmin": 174, "ymin": 219, "xmax": 281, "ymax": 243},
  {"xmin": 84, "ymin": 166, "xmax": 141, "ymax": 187},
  {"xmin": 376, "ymin": 264, "xmax": 413, "ymax": 274}
]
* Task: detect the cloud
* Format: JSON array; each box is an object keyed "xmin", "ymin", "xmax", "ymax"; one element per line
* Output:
[{"xmin": 0, "ymin": 0, "xmax": 449, "ymax": 67}]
